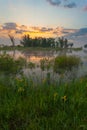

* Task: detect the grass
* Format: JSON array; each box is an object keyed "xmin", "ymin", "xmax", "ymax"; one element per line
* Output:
[
  {"xmin": 72, "ymin": 47, "xmax": 82, "ymax": 51},
  {"xmin": 0, "ymin": 74, "xmax": 87, "ymax": 130},
  {"xmin": 0, "ymin": 54, "xmax": 27, "ymax": 74},
  {"xmin": 0, "ymin": 46, "xmax": 55, "ymax": 51},
  {"xmin": 0, "ymin": 53, "xmax": 86, "ymax": 129},
  {"xmin": 0, "ymin": 46, "xmax": 82, "ymax": 51},
  {"xmin": 53, "ymin": 55, "xmax": 81, "ymax": 73}
]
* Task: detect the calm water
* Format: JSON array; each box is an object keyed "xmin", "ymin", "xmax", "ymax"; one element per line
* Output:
[{"xmin": 1, "ymin": 49, "xmax": 87, "ymax": 81}]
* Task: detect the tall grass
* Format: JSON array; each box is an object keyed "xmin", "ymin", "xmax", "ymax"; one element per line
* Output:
[
  {"xmin": 0, "ymin": 54, "xmax": 27, "ymax": 74},
  {"xmin": 0, "ymin": 74, "xmax": 87, "ymax": 130},
  {"xmin": 53, "ymin": 55, "xmax": 81, "ymax": 73},
  {"xmin": 0, "ymin": 54, "xmax": 86, "ymax": 130}
]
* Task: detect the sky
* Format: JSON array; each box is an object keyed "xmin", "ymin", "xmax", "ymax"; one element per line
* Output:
[{"xmin": 0, "ymin": 0, "xmax": 87, "ymax": 40}]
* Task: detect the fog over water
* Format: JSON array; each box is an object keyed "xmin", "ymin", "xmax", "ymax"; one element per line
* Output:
[{"xmin": 0, "ymin": 48, "xmax": 87, "ymax": 79}]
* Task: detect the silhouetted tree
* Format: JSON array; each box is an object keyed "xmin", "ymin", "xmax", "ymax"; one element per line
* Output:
[
  {"xmin": 68, "ymin": 43, "xmax": 73, "ymax": 48},
  {"xmin": 47, "ymin": 38, "xmax": 55, "ymax": 47},
  {"xmin": 20, "ymin": 34, "xmax": 32, "ymax": 47},
  {"xmin": 64, "ymin": 38, "xmax": 68, "ymax": 48},
  {"xmin": 20, "ymin": 34, "xmax": 56, "ymax": 48},
  {"xmin": 84, "ymin": 44, "xmax": 87, "ymax": 48},
  {"xmin": 58, "ymin": 37, "xmax": 64, "ymax": 48},
  {"xmin": 57, "ymin": 37, "xmax": 70, "ymax": 49},
  {"xmin": 33, "ymin": 37, "xmax": 40, "ymax": 47},
  {"xmin": 8, "ymin": 34, "xmax": 15, "ymax": 47}
]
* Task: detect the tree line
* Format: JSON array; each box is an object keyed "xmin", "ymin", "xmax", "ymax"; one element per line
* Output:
[
  {"xmin": 8, "ymin": 34, "xmax": 73, "ymax": 48},
  {"xmin": 20, "ymin": 34, "xmax": 73, "ymax": 48}
]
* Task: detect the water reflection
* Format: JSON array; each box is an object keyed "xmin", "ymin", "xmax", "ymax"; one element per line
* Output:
[{"xmin": 0, "ymin": 49, "xmax": 87, "ymax": 78}]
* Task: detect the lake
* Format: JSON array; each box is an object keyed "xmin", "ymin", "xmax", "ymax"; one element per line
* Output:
[{"xmin": 0, "ymin": 49, "xmax": 87, "ymax": 83}]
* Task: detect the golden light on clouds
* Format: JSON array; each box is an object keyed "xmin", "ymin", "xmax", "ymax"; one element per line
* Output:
[
  {"xmin": 23, "ymin": 31, "xmax": 54, "ymax": 38},
  {"xmin": 0, "ymin": 22, "xmax": 77, "ymax": 39}
]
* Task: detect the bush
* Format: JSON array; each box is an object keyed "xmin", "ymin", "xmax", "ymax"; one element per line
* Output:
[
  {"xmin": 40, "ymin": 58, "xmax": 52, "ymax": 71},
  {"xmin": 0, "ymin": 54, "xmax": 26, "ymax": 74},
  {"xmin": 53, "ymin": 55, "xmax": 81, "ymax": 73}
]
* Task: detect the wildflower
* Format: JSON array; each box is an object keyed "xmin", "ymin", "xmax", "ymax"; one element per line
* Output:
[
  {"xmin": 62, "ymin": 95, "xmax": 67, "ymax": 102},
  {"xmin": 54, "ymin": 92, "xmax": 58, "ymax": 101},
  {"xmin": 18, "ymin": 87, "xmax": 24, "ymax": 92}
]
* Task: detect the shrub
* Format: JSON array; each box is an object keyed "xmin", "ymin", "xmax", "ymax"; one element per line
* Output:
[
  {"xmin": 28, "ymin": 62, "xmax": 35, "ymax": 69},
  {"xmin": 53, "ymin": 55, "xmax": 81, "ymax": 73},
  {"xmin": 0, "ymin": 54, "xmax": 27, "ymax": 74},
  {"xmin": 40, "ymin": 58, "xmax": 52, "ymax": 71}
]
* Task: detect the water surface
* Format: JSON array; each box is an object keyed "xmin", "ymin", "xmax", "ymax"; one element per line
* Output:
[{"xmin": 1, "ymin": 49, "xmax": 87, "ymax": 80}]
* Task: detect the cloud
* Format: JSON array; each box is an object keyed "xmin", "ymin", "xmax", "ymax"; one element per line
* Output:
[
  {"xmin": 0, "ymin": 22, "xmax": 78, "ymax": 39},
  {"xmin": 1, "ymin": 22, "xmax": 30, "ymax": 36},
  {"xmin": 47, "ymin": 0, "xmax": 61, "ymax": 6},
  {"xmin": 72, "ymin": 28, "xmax": 87, "ymax": 36},
  {"xmin": 0, "ymin": 22, "xmax": 26, "ymax": 38},
  {"xmin": 15, "ymin": 25, "xmax": 28, "ymax": 34},
  {"xmin": 0, "ymin": 25, "xmax": 2, "ymax": 30},
  {"xmin": 15, "ymin": 30, "xmax": 24, "ymax": 34},
  {"xmin": 0, "ymin": 23, "xmax": 61, "ymax": 38},
  {"xmin": 2, "ymin": 22, "xmax": 17, "ymax": 30},
  {"xmin": 83, "ymin": 5, "xmax": 87, "ymax": 11},
  {"xmin": 20, "ymin": 25, "xmax": 28, "ymax": 30},
  {"xmin": 64, "ymin": 28, "xmax": 87, "ymax": 44},
  {"xmin": 30, "ymin": 26, "xmax": 41, "ymax": 31},
  {"xmin": 40, "ymin": 27, "xmax": 53, "ymax": 32},
  {"xmin": 64, "ymin": 2, "xmax": 77, "ymax": 8},
  {"xmin": 30, "ymin": 26, "xmax": 53, "ymax": 33},
  {"xmin": 46, "ymin": 0, "xmax": 77, "ymax": 9}
]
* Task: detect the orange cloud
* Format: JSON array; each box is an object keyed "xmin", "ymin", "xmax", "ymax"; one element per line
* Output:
[{"xmin": 0, "ymin": 22, "xmax": 77, "ymax": 39}]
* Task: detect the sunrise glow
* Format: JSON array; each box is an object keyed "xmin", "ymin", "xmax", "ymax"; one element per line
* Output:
[{"xmin": 0, "ymin": 0, "xmax": 87, "ymax": 45}]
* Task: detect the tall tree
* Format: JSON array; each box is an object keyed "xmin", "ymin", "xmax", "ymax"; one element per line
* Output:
[
  {"xmin": 20, "ymin": 34, "xmax": 32, "ymax": 47},
  {"xmin": 58, "ymin": 37, "xmax": 64, "ymax": 48},
  {"xmin": 64, "ymin": 38, "xmax": 68, "ymax": 48},
  {"xmin": 8, "ymin": 34, "xmax": 15, "ymax": 47}
]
